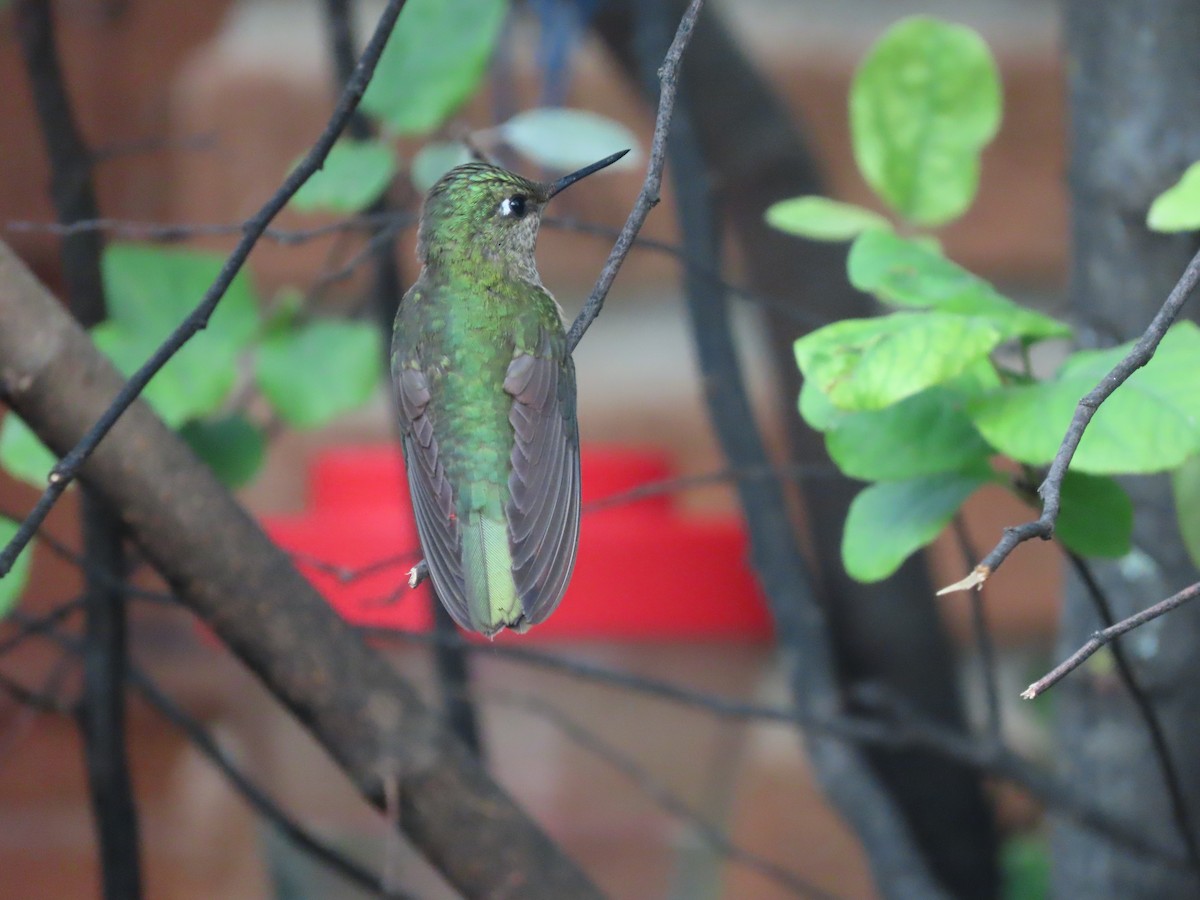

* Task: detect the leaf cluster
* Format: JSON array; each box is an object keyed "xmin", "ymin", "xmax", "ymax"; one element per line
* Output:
[{"xmin": 766, "ymin": 17, "xmax": 1200, "ymax": 581}]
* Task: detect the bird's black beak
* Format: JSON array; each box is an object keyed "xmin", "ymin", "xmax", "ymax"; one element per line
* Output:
[{"xmin": 545, "ymin": 149, "xmax": 631, "ymax": 199}]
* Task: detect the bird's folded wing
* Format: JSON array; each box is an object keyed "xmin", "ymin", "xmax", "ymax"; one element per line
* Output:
[
  {"xmin": 503, "ymin": 330, "xmax": 581, "ymax": 624},
  {"xmin": 395, "ymin": 365, "xmax": 471, "ymax": 627}
]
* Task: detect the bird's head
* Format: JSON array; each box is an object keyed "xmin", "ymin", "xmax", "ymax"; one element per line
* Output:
[{"xmin": 416, "ymin": 149, "xmax": 629, "ymax": 280}]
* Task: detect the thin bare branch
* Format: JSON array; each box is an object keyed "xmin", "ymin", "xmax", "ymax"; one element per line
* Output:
[
  {"xmin": 493, "ymin": 692, "xmax": 840, "ymax": 899},
  {"xmin": 564, "ymin": 0, "xmax": 703, "ymax": 352},
  {"xmin": 951, "ymin": 516, "xmax": 1002, "ymax": 744},
  {"xmin": 945, "ymin": 244, "xmax": 1200, "ymax": 592},
  {"xmin": 1024, "ymin": 581, "xmax": 1200, "ymax": 700},
  {"xmin": 1061, "ymin": 554, "xmax": 1200, "ymax": 871}
]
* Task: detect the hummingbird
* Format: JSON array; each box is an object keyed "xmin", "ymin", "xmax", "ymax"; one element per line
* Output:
[{"xmin": 392, "ymin": 149, "xmax": 629, "ymax": 637}]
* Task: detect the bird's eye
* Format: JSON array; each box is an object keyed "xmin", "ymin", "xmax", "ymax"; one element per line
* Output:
[{"xmin": 499, "ymin": 195, "xmax": 528, "ymax": 219}]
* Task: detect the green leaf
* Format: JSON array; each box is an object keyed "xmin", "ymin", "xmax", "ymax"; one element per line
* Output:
[
  {"xmin": 1001, "ymin": 835, "xmax": 1049, "ymax": 900},
  {"xmin": 794, "ymin": 312, "xmax": 1003, "ymax": 411},
  {"xmin": 362, "ymin": 0, "xmax": 508, "ymax": 135},
  {"xmin": 1147, "ymin": 161, "xmax": 1200, "ymax": 233},
  {"xmin": 99, "ymin": 244, "xmax": 260, "ymax": 426},
  {"xmin": 765, "ymin": 196, "xmax": 891, "ymax": 242},
  {"xmin": 180, "ymin": 415, "xmax": 266, "ymax": 488},
  {"xmin": 410, "ymin": 141, "xmax": 473, "ymax": 193},
  {"xmin": 0, "ymin": 415, "xmax": 56, "ymax": 487},
  {"xmin": 497, "ymin": 108, "xmax": 640, "ymax": 173},
  {"xmin": 848, "ymin": 230, "xmax": 1071, "ymax": 341},
  {"xmin": 93, "ymin": 322, "xmax": 237, "ymax": 429},
  {"xmin": 1172, "ymin": 454, "xmax": 1200, "ymax": 570},
  {"xmin": 0, "ymin": 517, "xmax": 32, "ymax": 619},
  {"xmin": 103, "ymin": 244, "xmax": 259, "ymax": 345},
  {"xmin": 843, "ymin": 471, "xmax": 991, "ymax": 581},
  {"xmin": 825, "ymin": 387, "xmax": 993, "ymax": 481},
  {"xmin": 970, "ymin": 322, "xmax": 1200, "ymax": 474},
  {"xmin": 1054, "ymin": 472, "xmax": 1133, "ymax": 558},
  {"xmin": 256, "ymin": 319, "xmax": 382, "ymax": 428},
  {"xmin": 850, "ymin": 16, "xmax": 1001, "ymax": 226},
  {"xmin": 798, "ymin": 379, "xmax": 846, "ymax": 432},
  {"xmin": 289, "ymin": 138, "xmax": 397, "ymax": 214}
]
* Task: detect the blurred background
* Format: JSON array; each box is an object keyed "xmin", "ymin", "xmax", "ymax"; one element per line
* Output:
[{"xmin": 0, "ymin": 0, "xmax": 1070, "ymax": 897}]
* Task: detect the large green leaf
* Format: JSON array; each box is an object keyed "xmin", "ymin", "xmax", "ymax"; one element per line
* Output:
[
  {"xmin": 850, "ymin": 16, "xmax": 1001, "ymax": 226},
  {"xmin": 1172, "ymin": 454, "xmax": 1200, "ymax": 570},
  {"xmin": 969, "ymin": 322, "xmax": 1200, "ymax": 474},
  {"xmin": 362, "ymin": 0, "xmax": 508, "ymax": 135},
  {"xmin": 497, "ymin": 108, "xmax": 640, "ymax": 173},
  {"xmin": 1054, "ymin": 472, "xmax": 1133, "ymax": 559},
  {"xmin": 794, "ymin": 312, "xmax": 1003, "ymax": 412},
  {"xmin": 290, "ymin": 138, "xmax": 397, "ymax": 214},
  {"xmin": 180, "ymin": 415, "xmax": 266, "ymax": 488},
  {"xmin": 99, "ymin": 244, "xmax": 260, "ymax": 426},
  {"xmin": 848, "ymin": 230, "xmax": 1070, "ymax": 341},
  {"xmin": 842, "ymin": 470, "xmax": 992, "ymax": 582},
  {"xmin": 825, "ymin": 387, "xmax": 993, "ymax": 481},
  {"xmin": 256, "ymin": 320, "xmax": 382, "ymax": 429},
  {"xmin": 765, "ymin": 196, "xmax": 891, "ymax": 242},
  {"xmin": 1147, "ymin": 161, "xmax": 1200, "ymax": 233},
  {"xmin": 93, "ymin": 323, "xmax": 237, "ymax": 429},
  {"xmin": 0, "ymin": 415, "xmax": 56, "ymax": 487},
  {"xmin": 0, "ymin": 517, "xmax": 33, "ymax": 619},
  {"xmin": 103, "ymin": 244, "xmax": 258, "ymax": 345}
]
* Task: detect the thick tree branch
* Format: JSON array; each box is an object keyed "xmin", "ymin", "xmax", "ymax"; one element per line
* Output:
[
  {"xmin": 0, "ymin": 242, "xmax": 599, "ymax": 898},
  {"xmin": 0, "ymin": 0, "xmax": 412, "ymax": 579}
]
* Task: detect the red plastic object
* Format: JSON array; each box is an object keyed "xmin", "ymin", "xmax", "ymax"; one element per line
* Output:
[{"xmin": 262, "ymin": 445, "xmax": 772, "ymax": 641}]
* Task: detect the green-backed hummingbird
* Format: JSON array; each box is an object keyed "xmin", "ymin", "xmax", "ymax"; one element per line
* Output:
[{"xmin": 392, "ymin": 149, "xmax": 628, "ymax": 637}]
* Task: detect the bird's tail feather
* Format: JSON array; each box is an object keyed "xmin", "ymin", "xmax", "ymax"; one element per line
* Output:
[{"xmin": 462, "ymin": 512, "xmax": 521, "ymax": 637}]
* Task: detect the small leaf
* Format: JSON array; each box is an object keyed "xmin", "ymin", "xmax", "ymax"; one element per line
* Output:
[
  {"xmin": 825, "ymin": 387, "xmax": 993, "ymax": 481},
  {"xmin": 410, "ymin": 141, "xmax": 473, "ymax": 193},
  {"xmin": 1147, "ymin": 161, "xmax": 1200, "ymax": 233},
  {"xmin": 180, "ymin": 415, "xmax": 266, "ymax": 488},
  {"xmin": 290, "ymin": 138, "xmax": 397, "ymax": 214},
  {"xmin": 256, "ymin": 319, "xmax": 382, "ymax": 429},
  {"xmin": 794, "ymin": 312, "xmax": 1003, "ymax": 411},
  {"xmin": 843, "ymin": 470, "xmax": 991, "ymax": 582},
  {"xmin": 969, "ymin": 322, "xmax": 1200, "ymax": 474},
  {"xmin": 1172, "ymin": 455, "xmax": 1200, "ymax": 570},
  {"xmin": 0, "ymin": 517, "xmax": 33, "ymax": 619},
  {"xmin": 765, "ymin": 196, "xmax": 891, "ymax": 242},
  {"xmin": 362, "ymin": 0, "xmax": 509, "ymax": 135},
  {"xmin": 1055, "ymin": 472, "xmax": 1133, "ymax": 558},
  {"xmin": 496, "ymin": 108, "xmax": 640, "ymax": 173},
  {"xmin": 0, "ymin": 415, "xmax": 56, "ymax": 487},
  {"xmin": 99, "ymin": 244, "xmax": 260, "ymax": 426},
  {"xmin": 848, "ymin": 230, "xmax": 1071, "ymax": 341},
  {"xmin": 850, "ymin": 17, "xmax": 1001, "ymax": 226}
]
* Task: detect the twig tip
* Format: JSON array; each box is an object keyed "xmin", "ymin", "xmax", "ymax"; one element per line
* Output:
[{"xmin": 937, "ymin": 565, "xmax": 990, "ymax": 596}]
